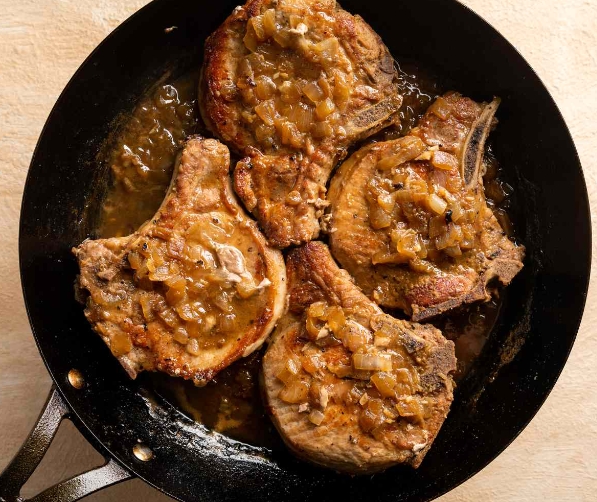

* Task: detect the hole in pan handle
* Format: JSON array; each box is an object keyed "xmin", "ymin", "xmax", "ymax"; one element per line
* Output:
[{"xmin": 0, "ymin": 387, "xmax": 133, "ymax": 502}]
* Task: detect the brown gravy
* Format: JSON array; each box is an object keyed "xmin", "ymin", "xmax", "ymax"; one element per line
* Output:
[{"xmin": 97, "ymin": 65, "xmax": 513, "ymax": 447}]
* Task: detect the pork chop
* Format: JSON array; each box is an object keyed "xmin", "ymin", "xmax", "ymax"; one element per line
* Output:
[
  {"xmin": 327, "ymin": 93, "xmax": 525, "ymax": 321},
  {"xmin": 201, "ymin": 0, "xmax": 402, "ymax": 247},
  {"xmin": 262, "ymin": 242, "xmax": 456, "ymax": 473},
  {"xmin": 74, "ymin": 137, "xmax": 286, "ymax": 386}
]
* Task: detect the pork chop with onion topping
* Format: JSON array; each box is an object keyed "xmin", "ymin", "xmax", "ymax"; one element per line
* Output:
[
  {"xmin": 327, "ymin": 93, "xmax": 525, "ymax": 321},
  {"xmin": 201, "ymin": 0, "xmax": 402, "ymax": 247},
  {"xmin": 74, "ymin": 137, "xmax": 286, "ymax": 386},
  {"xmin": 262, "ymin": 242, "xmax": 456, "ymax": 473}
]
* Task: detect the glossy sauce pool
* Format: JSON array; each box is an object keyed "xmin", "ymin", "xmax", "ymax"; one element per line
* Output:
[{"xmin": 97, "ymin": 65, "xmax": 515, "ymax": 448}]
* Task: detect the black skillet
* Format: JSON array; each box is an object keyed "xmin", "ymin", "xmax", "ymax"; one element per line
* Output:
[{"xmin": 0, "ymin": 0, "xmax": 590, "ymax": 500}]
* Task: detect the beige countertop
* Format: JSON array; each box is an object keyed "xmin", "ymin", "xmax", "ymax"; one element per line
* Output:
[{"xmin": 0, "ymin": 0, "xmax": 595, "ymax": 500}]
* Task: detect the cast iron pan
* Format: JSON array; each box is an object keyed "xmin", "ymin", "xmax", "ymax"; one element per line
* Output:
[{"xmin": 0, "ymin": 0, "xmax": 590, "ymax": 500}]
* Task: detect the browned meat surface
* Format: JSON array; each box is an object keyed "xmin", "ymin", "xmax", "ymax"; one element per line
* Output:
[
  {"xmin": 201, "ymin": 0, "xmax": 402, "ymax": 247},
  {"xmin": 262, "ymin": 242, "xmax": 456, "ymax": 473},
  {"xmin": 74, "ymin": 137, "xmax": 286, "ymax": 386},
  {"xmin": 327, "ymin": 93, "xmax": 524, "ymax": 320}
]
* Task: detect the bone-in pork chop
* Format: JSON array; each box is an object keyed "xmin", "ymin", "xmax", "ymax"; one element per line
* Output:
[
  {"xmin": 327, "ymin": 93, "xmax": 524, "ymax": 321},
  {"xmin": 262, "ymin": 242, "xmax": 456, "ymax": 473},
  {"xmin": 74, "ymin": 137, "xmax": 286, "ymax": 386},
  {"xmin": 201, "ymin": 0, "xmax": 402, "ymax": 247}
]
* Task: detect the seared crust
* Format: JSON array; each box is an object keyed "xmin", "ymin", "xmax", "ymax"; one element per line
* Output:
[
  {"xmin": 74, "ymin": 137, "xmax": 286, "ymax": 385},
  {"xmin": 234, "ymin": 150, "xmax": 331, "ymax": 248},
  {"xmin": 262, "ymin": 242, "xmax": 456, "ymax": 473},
  {"xmin": 328, "ymin": 94, "xmax": 525, "ymax": 320},
  {"xmin": 200, "ymin": 0, "xmax": 402, "ymax": 247}
]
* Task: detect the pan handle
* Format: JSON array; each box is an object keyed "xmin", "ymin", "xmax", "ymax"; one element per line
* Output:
[{"xmin": 0, "ymin": 387, "xmax": 133, "ymax": 502}]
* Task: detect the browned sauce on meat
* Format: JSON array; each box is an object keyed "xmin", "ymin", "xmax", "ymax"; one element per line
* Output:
[{"xmin": 97, "ymin": 65, "xmax": 513, "ymax": 447}]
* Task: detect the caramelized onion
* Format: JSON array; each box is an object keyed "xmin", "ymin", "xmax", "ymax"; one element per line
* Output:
[
  {"xmin": 173, "ymin": 326, "xmax": 189, "ymax": 345},
  {"xmin": 186, "ymin": 338, "xmax": 201, "ymax": 356},
  {"xmin": 255, "ymin": 100, "xmax": 277, "ymax": 126},
  {"xmin": 110, "ymin": 331, "xmax": 132, "ymax": 356},
  {"xmin": 371, "ymin": 372, "xmax": 396, "ymax": 398},
  {"xmin": 427, "ymin": 193, "xmax": 447, "ymax": 215},
  {"xmin": 308, "ymin": 301, "xmax": 327, "ymax": 318},
  {"xmin": 254, "ymin": 75, "xmax": 276, "ymax": 100},
  {"xmin": 279, "ymin": 379, "xmax": 310, "ymax": 403},
  {"xmin": 303, "ymin": 81, "xmax": 325, "ymax": 104},
  {"xmin": 158, "ymin": 307, "xmax": 178, "ymax": 328},
  {"xmin": 359, "ymin": 398, "xmax": 385, "ymax": 432},
  {"xmin": 431, "ymin": 151, "xmax": 458, "ymax": 171},
  {"xmin": 276, "ymin": 358, "xmax": 301, "ymax": 383},
  {"xmin": 315, "ymin": 98, "xmax": 335, "ymax": 121},
  {"xmin": 262, "ymin": 9, "xmax": 277, "ymax": 38},
  {"xmin": 326, "ymin": 306, "xmax": 346, "ymax": 332}
]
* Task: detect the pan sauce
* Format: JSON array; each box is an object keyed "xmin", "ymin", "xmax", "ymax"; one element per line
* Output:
[{"xmin": 97, "ymin": 65, "xmax": 514, "ymax": 447}]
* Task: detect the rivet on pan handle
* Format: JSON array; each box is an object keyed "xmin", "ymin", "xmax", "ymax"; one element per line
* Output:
[{"xmin": 0, "ymin": 387, "xmax": 133, "ymax": 502}]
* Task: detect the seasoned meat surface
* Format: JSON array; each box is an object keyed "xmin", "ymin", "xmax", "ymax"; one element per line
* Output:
[
  {"xmin": 327, "ymin": 93, "xmax": 524, "ymax": 320},
  {"xmin": 262, "ymin": 242, "xmax": 456, "ymax": 473},
  {"xmin": 74, "ymin": 137, "xmax": 286, "ymax": 385},
  {"xmin": 201, "ymin": 0, "xmax": 402, "ymax": 247}
]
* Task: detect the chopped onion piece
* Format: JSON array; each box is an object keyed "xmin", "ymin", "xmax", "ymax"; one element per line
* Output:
[
  {"xmin": 186, "ymin": 338, "xmax": 200, "ymax": 356},
  {"xmin": 218, "ymin": 313, "xmax": 236, "ymax": 332},
  {"xmin": 255, "ymin": 100, "xmax": 277, "ymax": 126},
  {"xmin": 308, "ymin": 409, "xmax": 325, "ymax": 426},
  {"xmin": 306, "ymin": 315, "xmax": 325, "ymax": 339},
  {"xmin": 279, "ymin": 80, "xmax": 302, "ymax": 104},
  {"xmin": 371, "ymin": 372, "xmax": 397, "ymax": 398},
  {"xmin": 173, "ymin": 326, "xmax": 189, "ymax": 345},
  {"xmin": 158, "ymin": 307, "xmax": 178, "ymax": 328},
  {"xmin": 262, "ymin": 9, "xmax": 276, "ymax": 37},
  {"xmin": 427, "ymin": 193, "xmax": 447, "ymax": 214},
  {"xmin": 254, "ymin": 75, "xmax": 276, "ymax": 100},
  {"xmin": 353, "ymin": 353, "xmax": 392, "ymax": 372},
  {"xmin": 431, "ymin": 150, "xmax": 459, "ymax": 171},
  {"xmin": 391, "ymin": 228, "xmax": 420, "ymax": 259},
  {"xmin": 359, "ymin": 398, "xmax": 385, "ymax": 432},
  {"xmin": 301, "ymin": 353, "xmax": 324, "ymax": 375},
  {"xmin": 313, "ymin": 37, "xmax": 339, "ymax": 64},
  {"xmin": 326, "ymin": 306, "xmax": 346, "ymax": 333},
  {"xmin": 370, "ymin": 204, "xmax": 393, "ymax": 229},
  {"xmin": 374, "ymin": 335, "xmax": 391, "ymax": 347},
  {"xmin": 315, "ymin": 98, "xmax": 335, "ymax": 120},
  {"xmin": 377, "ymin": 192, "xmax": 396, "ymax": 213},
  {"xmin": 308, "ymin": 301, "xmax": 327, "ymax": 318},
  {"xmin": 243, "ymin": 25, "xmax": 258, "ymax": 52},
  {"xmin": 128, "ymin": 251, "xmax": 142, "ymax": 269},
  {"xmin": 428, "ymin": 96, "xmax": 451, "ymax": 119},
  {"xmin": 303, "ymin": 81, "xmax": 325, "ymax": 104},
  {"xmin": 111, "ymin": 331, "xmax": 132, "ymax": 356},
  {"xmin": 276, "ymin": 358, "xmax": 302, "ymax": 383},
  {"xmin": 279, "ymin": 379, "xmax": 310, "ymax": 403}
]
